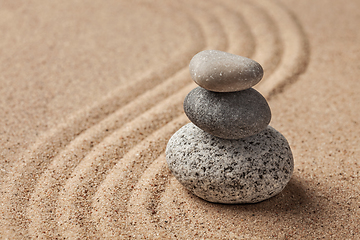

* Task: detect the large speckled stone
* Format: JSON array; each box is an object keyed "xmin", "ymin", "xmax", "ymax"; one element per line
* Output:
[
  {"xmin": 184, "ymin": 87, "xmax": 271, "ymax": 139},
  {"xmin": 189, "ymin": 50, "xmax": 263, "ymax": 92},
  {"xmin": 166, "ymin": 123, "xmax": 294, "ymax": 204}
]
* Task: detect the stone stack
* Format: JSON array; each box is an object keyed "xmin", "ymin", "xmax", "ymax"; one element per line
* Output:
[{"xmin": 166, "ymin": 50, "xmax": 294, "ymax": 204}]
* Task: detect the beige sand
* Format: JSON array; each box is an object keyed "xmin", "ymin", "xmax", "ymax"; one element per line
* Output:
[{"xmin": 0, "ymin": 0, "xmax": 359, "ymax": 239}]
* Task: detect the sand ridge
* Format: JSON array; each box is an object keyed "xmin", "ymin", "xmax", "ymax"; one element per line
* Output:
[{"xmin": 1, "ymin": 0, "xmax": 359, "ymax": 239}]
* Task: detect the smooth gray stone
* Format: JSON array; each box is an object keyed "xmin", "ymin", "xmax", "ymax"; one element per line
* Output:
[
  {"xmin": 166, "ymin": 123, "xmax": 294, "ymax": 204},
  {"xmin": 189, "ymin": 50, "xmax": 263, "ymax": 92},
  {"xmin": 184, "ymin": 87, "xmax": 271, "ymax": 139}
]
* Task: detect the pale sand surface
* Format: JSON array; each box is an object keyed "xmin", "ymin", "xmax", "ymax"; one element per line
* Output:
[{"xmin": 0, "ymin": 0, "xmax": 359, "ymax": 239}]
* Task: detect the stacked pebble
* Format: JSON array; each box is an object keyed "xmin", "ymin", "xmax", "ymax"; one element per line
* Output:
[{"xmin": 166, "ymin": 50, "xmax": 294, "ymax": 204}]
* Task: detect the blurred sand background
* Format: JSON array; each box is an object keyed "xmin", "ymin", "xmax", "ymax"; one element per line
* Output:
[{"xmin": 0, "ymin": 0, "xmax": 359, "ymax": 238}]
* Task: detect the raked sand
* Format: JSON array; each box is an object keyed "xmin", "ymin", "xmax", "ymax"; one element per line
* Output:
[{"xmin": 0, "ymin": 0, "xmax": 359, "ymax": 239}]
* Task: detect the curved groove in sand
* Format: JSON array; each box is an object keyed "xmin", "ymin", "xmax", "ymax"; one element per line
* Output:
[
  {"xmin": 206, "ymin": 0, "xmax": 255, "ymax": 58},
  {"xmin": 91, "ymin": 115, "xmax": 188, "ymax": 239},
  {"xmin": 126, "ymin": 154, "xmax": 171, "ymax": 239},
  {"xmin": 221, "ymin": 0, "xmax": 283, "ymax": 76},
  {"xmin": 55, "ymin": 84, "xmax": 196, "ymax": 239},
  {"xmin": 1, "ymin": 2, "xmax": 205, "ymax": 238},
  {"xmin": 27, "ymin": 68, "xmax": 191, "ymax": 238},
  {"xmin": 254, "ymin": 0, "xmax": 310, "ymax": 98},
  {"xmin": 1, "ymin": 0, "xmax": 309, "ymax": 238}
]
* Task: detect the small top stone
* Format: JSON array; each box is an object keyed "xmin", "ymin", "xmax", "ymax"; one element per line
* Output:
[{"xmin": 189, "ymin": 50, "xmax": 263, "ymax": 92}]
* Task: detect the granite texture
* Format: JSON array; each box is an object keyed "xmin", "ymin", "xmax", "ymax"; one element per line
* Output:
[
  {"xmin": 184, "ymin": 87, "xmax": 271, "ymax": 139},
  {"xmin": 166, "ymin": 123, "xmax": 294, "ymax": 204},
  {"xmin": 189, "ymin": 50, "xmax": 263, "ymax": 92}
]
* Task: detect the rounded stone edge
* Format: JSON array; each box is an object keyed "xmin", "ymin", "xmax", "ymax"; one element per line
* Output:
[
  {"xmin": 189, "ymin": 50, "xmax": 264, "ymax": 92},
  {"xmin": 166, "ymin": 123, "xmax": 294, "ymax": 204},
  {"xmin": 183, "ymin": 87, "xmax": 272, "ymax": 139}
]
